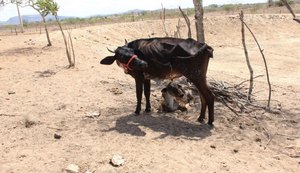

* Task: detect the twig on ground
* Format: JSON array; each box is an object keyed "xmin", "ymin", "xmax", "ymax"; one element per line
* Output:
[
  {"xmin": 235, "ymin": 75, "xmax": 264, "ymax": 88},
  {"xmin": 0, "ymin": 113, "xmax": 16, "ymax": 117},
  {"xmin": 208, "ymin": 79, "xmax": 274, "ymax": 115},
  {"xmin": 263, "ymin": 127, "xmax": 272, "ymax": 146}
]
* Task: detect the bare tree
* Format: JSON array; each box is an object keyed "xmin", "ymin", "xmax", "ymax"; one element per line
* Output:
[
  {"xmin": 15, "ymin": 0, "xmax": 24, "ymax": 32},
  {"xmin": 2, "ymin": 1, "xmax": 27, "ymax": 32},
  {"xmin": 160, "ymin": 3, "xmax": 168, "ymax": 37},
  {"xmin": 179, "ymin": 6, "xmax": 191, "ymax": 38},
  {"xmin": 2, "ymin": 0, "xmax": 25, "ymax": 32},
  {"xmin": 240, "ymin": 11, "xmax": 254, "ymax": 101},
  {"xmin": 240, "ymin": 10, "xmax": 272, "ymax": 109},
  {"xmin": 193, "ymin": 0, "xmax": 205, "ymax": 42}
]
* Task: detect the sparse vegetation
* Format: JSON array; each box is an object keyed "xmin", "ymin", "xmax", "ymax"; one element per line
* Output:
[
  {"xmin": 1, "ymin": 1, "xmax": 300, "ymax": 172},
  {"xmin": 1, "ymin": 1, "xmax": 300, "ymax": 35}
]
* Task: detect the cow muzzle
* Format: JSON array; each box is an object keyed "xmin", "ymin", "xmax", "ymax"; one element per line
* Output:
[{"xmin": 117, "ymin": 55, "xmax": 148, "ymax": 73}]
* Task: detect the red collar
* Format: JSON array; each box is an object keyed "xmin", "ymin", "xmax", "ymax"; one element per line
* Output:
[{"xmin": 123, "ymin": 55, "xmax": 137, "ymax": 71}]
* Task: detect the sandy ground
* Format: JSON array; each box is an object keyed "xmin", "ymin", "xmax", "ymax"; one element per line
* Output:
[{"xmin": 0, "ymin": 14, "xmax": 300, "ymax": 173}]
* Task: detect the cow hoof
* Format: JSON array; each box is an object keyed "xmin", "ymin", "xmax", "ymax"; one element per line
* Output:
[
  {"xmin": 197, "ymin": 118, "xmax": 205, "ymax": 124},
  {"xmin": 134, "ymin": 112, "xmax": 140, "ymax": 116},
  {"xmin": 208, "ymin": 121, "xmax": 214, "ymax": 127},
  {"xmin": 145, "ymin": 108, "xmax": 151, "ymax": 113}
]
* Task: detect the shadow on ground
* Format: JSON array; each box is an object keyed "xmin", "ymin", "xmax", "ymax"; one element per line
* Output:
[{"xmin": 104, "ymin": 111, "xmax": 213, "ymax": 140}]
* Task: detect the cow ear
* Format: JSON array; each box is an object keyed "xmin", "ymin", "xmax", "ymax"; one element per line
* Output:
[{"xmin": 100, "ymin": 56, "xmax": 116, "ymax": 65}]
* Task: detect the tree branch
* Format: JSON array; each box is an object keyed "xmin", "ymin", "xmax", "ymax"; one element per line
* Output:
[
  {"xmin": 179, "ymin": 6, "xmax": 191, "ymax": 38},
  {"xmin": 282, "ymin": 0, "xmax": 300, "ymax": 24},
  {"xmin": 240, "ymin": 11, "xmax": 272, "ymax": 110}
]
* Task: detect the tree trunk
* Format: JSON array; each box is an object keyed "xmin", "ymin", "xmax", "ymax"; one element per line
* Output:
[
  {"xmin": 240, "ymin": 11, "xmax": 254, "ymax": 101},
  {"xmin": 240, "ymin": 10, "xmax": 272, "ymax": 109},
  {"xmin": 193, "ymin": 0, "xmax": 205, "ymax": 42},
  {"xmin": 30, "ymin": 1, "xmax": 52, "ymax": 46},
  {"xmin": 55, "ymin": 15, "xmax": 73, "ymax": 67},
  {"xmin": 16, "ymin": 1, "xmax": 24, "ymax": 33},
  {"xmin": 282, "ymin": 0, "xmax": 300, "ymax": 23},
  {"xmin": 42, "ymin": 15, "xmax": 52, "ymax": 46}
]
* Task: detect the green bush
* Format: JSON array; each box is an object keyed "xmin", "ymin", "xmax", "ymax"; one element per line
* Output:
[{"xmin": 208, "ymin": 4, "xmax": 219, "ymax": 8}]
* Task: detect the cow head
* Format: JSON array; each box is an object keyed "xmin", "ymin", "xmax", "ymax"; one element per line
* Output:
[
  {"xmin": 100, "ymin": 46, "xmax": 148, "ymax": 71},
  {"xmin": 162, "ymin": 83, "xmax": 185, "ymax": 98},
  {"xmin": 161, "ymin": 82, "xmax": 194, "ymax": 104}
]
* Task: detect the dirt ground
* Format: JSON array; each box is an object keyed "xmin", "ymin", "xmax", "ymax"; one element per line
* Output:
[{"xmin": 0, "ymin": 13, "xmax": 300, "ymax": 173}]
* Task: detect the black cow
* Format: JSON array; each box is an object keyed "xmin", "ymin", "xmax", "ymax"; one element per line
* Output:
[{"xmin": 100, "ymin": 37, "xmax": 215, "ymax": 125}]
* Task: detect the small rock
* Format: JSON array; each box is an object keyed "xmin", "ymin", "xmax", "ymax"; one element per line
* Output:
[
  {"xmin": 273, "ymin": 155, "xmax": 281, "ymax": 160},
  {"xmin": 24, "ymin": 118, "xmax": 36, "ymax": 128},
  {"xmin": 210, "ymin": 145, "xmax": 216, "ymax": 149},
  {"xmin": 56, "ymin": 104, "xmax": 67, "ymax": 110},
  {"xmin": 8, "ymin": 91, "xmax": 16, "ymax": 95},
  {"xmin": 110, "ymin": 154, "xmax": 125, "ymax": 167},
  {"xmin": 233, "ymin": 149, "xmax": 239, "ymax": 153},
  {"xmin": 86, "ymin": 111, "xmax": 101, "ymax": 118},
  {"xmin": 66, "ymin": 164, "xmax": 79, "ymax": 173},
  {"xmin": 54, "ymin": 133, "xmax": 61, "ymax": 139},
  {"xmin": 239, "ymin": 123, "xmax": 245, "ymax": 129},
  {"xmin": 255, "ymin": 138, "xmax": 261, "ymax": 142}
]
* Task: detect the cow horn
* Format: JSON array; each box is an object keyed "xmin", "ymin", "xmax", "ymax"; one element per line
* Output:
[
  {"xmin": 107, "ymin": 48, "xmax": 115, "ymax": 53},
  {"xmin": 125, "ymin": 39, "xmax": 128, "ymax": 45}
]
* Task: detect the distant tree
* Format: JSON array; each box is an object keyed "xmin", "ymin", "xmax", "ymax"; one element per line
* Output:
[
  {"xmin": 193, "ymin": 0, "xmax": 205, "ymax": 42},
  {"xmin": 28, "ymin": 0, "xmax": 52, "ymax": 46},
  {"xmin": 1, "ymin": 0, "xmax": 24, "ymax": 33},
  {"xmin": 208, "ymin": 4, "xmax": 219, "ymax": 8}
]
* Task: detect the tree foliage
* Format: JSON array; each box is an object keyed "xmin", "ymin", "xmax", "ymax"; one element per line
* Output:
[{"xmin": 33, "ymin": 0, "xmax": 58, "ymax": 16}]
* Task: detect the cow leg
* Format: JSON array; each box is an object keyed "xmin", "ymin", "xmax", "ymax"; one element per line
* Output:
[
  {"xmin": 144, "ymin": 79, "xmax": 151, "ymax": 112},
  {"xmin": 198, "ymin": 93, "xmax": 207, "ymax": 123},
  {"xmin": 187, "ymin": 76, "xmax": 214, "ymax": 125},
  {"xmin": 197, "ymin": 80, "xmax": 214, "ymax": 125},
  {"xmin": 134, "ymin": 76, "xmax": 144, "ymax": 115}
]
